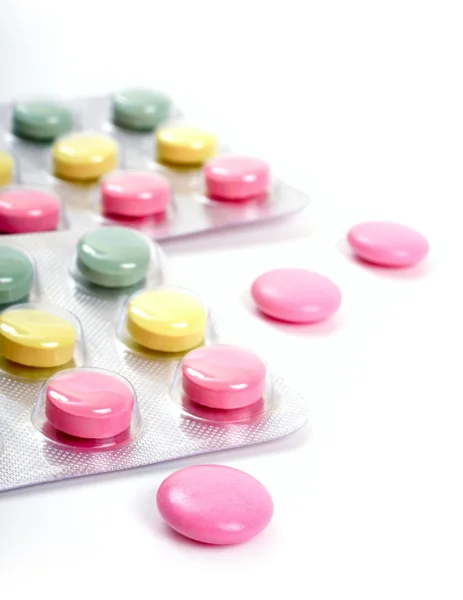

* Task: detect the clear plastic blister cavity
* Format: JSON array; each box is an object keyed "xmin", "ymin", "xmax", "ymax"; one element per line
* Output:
[
  {"xmin": 32, "ymin": 367, "xmax": 141, "ymax": 451},
  {"xmin": 0, "ymin": 245, "xmax": 40, "ymax": 309},
  {"xmin": 117, "ymin": 285, "xmax": 218, "ymax": 359},
  {"xmin": 0, "ymin": 302, "xmax": 86, "ymax": 380},
  {"xmin": 0, "ymin": 184, "xmax": 67, "ymax": 234},
  {"xmin": 69, "ymin": 226, "xmax": 164, "ymax": 298},
  {"xmin": 170, "ymin": 344, "xmax": 275, "ymax": 424}
]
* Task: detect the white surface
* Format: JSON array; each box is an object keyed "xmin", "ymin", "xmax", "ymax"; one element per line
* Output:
[{"xmin": 1, "ymin": 0, "xmax": 463, "ymax": 597}]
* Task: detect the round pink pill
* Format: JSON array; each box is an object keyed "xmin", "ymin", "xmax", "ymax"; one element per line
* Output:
[
  {"xmin": 205, "ymin": 155, "xmax": 270, "ymax": 201},
  {"xmin": 347, "ymin": 221, "xmax": 430, "ymax": 267},
  {"xmin": 251, "ymin": 268, "xmax": 341, "ymax": 324},
  {"xmin": 0, "ymin": 188, "xmax": 60, "ymax": 233},
  {"xmin": 45, "ymin": 370, "xmax": 135, "ymax": 439},
  {"xmin": 156, "ymin": 465, "xmax": 274, "ymax": 545},
  {"xmin": 182, "ymin": 345, "xmax": 266, "ymax": 410},
  {"xmin": 101, "ymin": 172, "xmax": 170, "ymax": 218}
]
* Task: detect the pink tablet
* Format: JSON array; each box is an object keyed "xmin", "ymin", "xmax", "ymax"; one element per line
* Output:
[
  {"xmin": 347, "ymin": 221, "xmax": 430, "ymax": 267},
  {"xmin": 156, "ymin": 465, "xmax": 274, "ymax": 545},
  {"xmin": 182, "ymin": 345, "xmax": 266, "ymax": 410},
  {"xmin": 0, "ymin": 188, "xmax": 60, "ymax": 233},
  {"xmin": 46, "ymin": 370, "xmax": 135, "ymax": 439},
  {"xmin": 205, "ymin": 155, "xmax": 270, "ymax": 201},
  {"xmin": 251, "ymin": 268, "xmax": 342, "ymax": 323},
  {"xmin": 101, "ymin": 172, "xmax": 171, "ymax": 218}
]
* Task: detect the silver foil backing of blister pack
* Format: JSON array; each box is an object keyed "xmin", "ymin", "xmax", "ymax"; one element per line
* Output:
[
  {"xmin": 0, "ymin": 96, "xmax": 310, "ymax": 240},
  {"xmin": 0, "ymin": 231, "xmax": 308, "ymax": 492}
]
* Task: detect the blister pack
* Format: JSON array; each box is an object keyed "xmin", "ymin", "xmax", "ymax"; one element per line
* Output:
[
  {"xmin": 0, "ymin": 92, "xmax": 309, "ymax": 240},
  {"xmin": 0, "ymin": 230, "xmax": 308, "ymax": 492}
]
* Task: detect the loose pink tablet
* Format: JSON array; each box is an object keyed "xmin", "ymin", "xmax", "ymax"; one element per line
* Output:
[
  {"xmin": 251, "ymin": 268, "xmax": 341, "ymax": 324},
  {"xmin": 101, "ymin": 172, "xmax": 170, "ymax": 218},
  {"xmin": 205, "ymin": 155, "xmax": 270, "ymax": 201},
  {"xmin": 45, "ymin": 370, "xmax": 135, "ymax": 439},
  {"xmin": 182, "ymin": 345, "xmax": 266, "ymax": 409},
  {"xmin": 156, "ymin": 465, "xmax": 274, "ymax": 545},
  {"xmin": 347, "ymin": 221, "xmax": 430, "ymax": 267},
  {"xmin": 0, "ymin": 188, "xmax": 60, "ymax": 233}
]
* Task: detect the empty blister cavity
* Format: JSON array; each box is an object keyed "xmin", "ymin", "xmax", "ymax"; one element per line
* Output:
[
  {"xmin": 32, "ymin": 367, "xmax": 141, "ymax": 451},
  {"xmin": 112, "ymin": 88, "xmax": 172, "ymax": 132},
  {"xmin": 0, "ymin": 185, "xmax": 64, "ymax": 233},
  {"xmin": 118, "ymin": 286, "xmax": 215, "ymax": 358},
  {"xmin": 0, "ymin": 246, "xmax": 39, "ymax": 309},
  {"xmin": 12, "ymin": 99, "xmax": 74, "ymax": 142},
  {"xmin": 0, "ymin": 303, "xmax": 86, "ymax": 379},
  {"xmin": 70, "ymin": 226, "xmax": 162, "ymax": 294},
  {"xmin": 170, "ymin": 344, "xmax": 275, "ymax": 423},
  {"xmin": 53, "ymin": 132, "xmax": 118, "ymax": 182}
]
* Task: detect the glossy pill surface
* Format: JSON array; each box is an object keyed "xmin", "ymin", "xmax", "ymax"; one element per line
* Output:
[
  {"xmin": 182, "ymin": 345, "xmax": 266, "ymax": 409},
  {"xmin": 0, "ymin": 247, "xmax": 34, "ymax": 306},
  {"xmin": 13, "ymin": 100, "xmax": 73, "ymax": 141},
  {"xmin": 127, "ymin": 290, "xmax": 207, "ymax": 353},
  {"xmin": 0, "ymin": 309, "xmax": 76, "ymax": 367},
  {"xmin": 205, "ymin": 155, "xmax": 270, "ymax": 200},
  {"xmin": 157, "ymin": 465, "xmax": 274, "ymax": 545},
  {"xmin": 0, "ymin": 151, "xmax": 13, "ymax": 187},
  {"xmin": 46, "ymin": 370, "xmax": 135, "ymax": 439},
  {"xmin": 53, "ymin": 134, "xmax": 118, "ymax": 181},
  {"xmin": 101, "ymin": 172, "xmax": 170, "ymax": 217},
  {"xmin": 347, "ymin": 221, "xmax": 430, "ymax": 267},
  {"xmin": 251, "ymin": 268, "xmax": 342, "ymax": 324},
  {"xmin": 77, "ymin": 227, "xmax": 151, "ymax": 288},
  {"xmin": 0, "ymin": 188, "xmax": 60, "ymax": 233},
  {"xmin": 112, "ymin": 88, "xmax": 171, "ymax": 131},
  {"xmin": 156, "ymin": 126, "xmax": 217, "ymax": 166}
]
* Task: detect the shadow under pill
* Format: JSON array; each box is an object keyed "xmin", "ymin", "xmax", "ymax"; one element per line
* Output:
[
  {"xmin": 336, "ymin": 238, "xmax": 434, "ymax": 280},
  {"xmin": 40, "ymin": 421, "xmax": 135, "ymax": 452},
  {"xmin": 0, "ymin": 356, "xmax": 76, "ymax": 381},
  {"xmin": 242, "ymin": 291, "xmax": 344, "ymax": 337},
  {"xmin": 179, "ymin": 396, "xmax": 267, "ymax": 424}
]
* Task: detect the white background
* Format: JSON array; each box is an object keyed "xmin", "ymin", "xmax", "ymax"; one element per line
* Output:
[{"xmin": 1, "ymin": 1, "xmax": 463, "ymax": 598}]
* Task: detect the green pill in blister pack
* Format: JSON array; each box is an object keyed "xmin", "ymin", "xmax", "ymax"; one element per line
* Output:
[
  {"xmin": 13, "ymin": 100, "xmax": 74, "ymax": 142},
  {"xmin": 112, "ymin": 88, "xmax": 171, "ymax": 131},
  {"xmin": 0, "ymin": 246, "xmax": 34, "ymax": 307}
]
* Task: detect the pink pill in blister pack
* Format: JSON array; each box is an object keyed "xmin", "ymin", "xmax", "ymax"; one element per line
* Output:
[
  {"xmin": 45, "ymin": 370, "xmax": 135, "ymax": 439},
  {"xmin": 0, "ymin": 188, "xmax": 60, "ymax": 233},
  {"xmin": 156, "ymin": 465, "xmax": 274, "ymax": 545},
  {"xmin": 205, "ymin": 155, "xmax": 270, "ymax": 201},
  {"xmin": 182, "ymin": 344, "xmax": 267, "ymax": 410},
  {"xmin": 347, "ymin": 221, "xmax": 429, "ymax": 267},
  {"xmin": 101, "ymin": 171, "xmax": 171, "ymax": 218},
  {"xmin": 251, "ymin": 267, "xmax": 342, "ymax": 324}
]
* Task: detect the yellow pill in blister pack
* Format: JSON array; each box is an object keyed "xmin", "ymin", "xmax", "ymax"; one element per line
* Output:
[
  {"xmin": 127, "ymin": 290, "xmax": 207, "ymax": 353},
  {"xmin": 0, "ymin": 150, "xmax": 13, "ymax": 186},
  {"xmin": 156, "ymin": 126, "xmax": 218, "ymax": 166},
  {"xmin": 0, "ymin": 309, "xmax": 77, "ymax": 367},
  {"xmin": 53, "ymin": 134, "xmax": 118, "ymax": 181}
]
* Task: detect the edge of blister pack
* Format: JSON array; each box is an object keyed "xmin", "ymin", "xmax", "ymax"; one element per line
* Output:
[
  {"xmin": 1, "ymin": 95, "xmax": 310, "ymax": 240},
  {"xmin": 0, "ymin": 231, "xmax": 309, "ymax": 492}
]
